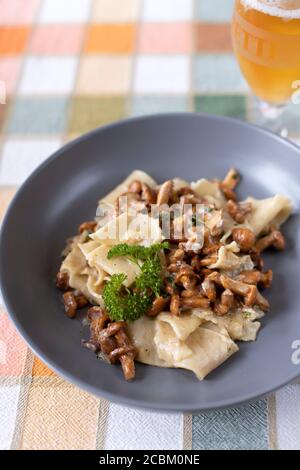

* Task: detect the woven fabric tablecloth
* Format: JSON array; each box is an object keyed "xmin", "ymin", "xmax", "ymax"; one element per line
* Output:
[{"xmin": 1, "ymin": 0, "xmax": 300, "ymax": 451}]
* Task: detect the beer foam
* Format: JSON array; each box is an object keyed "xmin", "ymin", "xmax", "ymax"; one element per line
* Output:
[{"xmin": 241, "ymin": 0, "xmax": 300, "ymax": 18}]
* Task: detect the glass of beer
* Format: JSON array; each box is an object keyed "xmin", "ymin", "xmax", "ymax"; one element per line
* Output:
[{"xmin": 232, "ymin": 0, "xmax": 300, "ymax": 134}]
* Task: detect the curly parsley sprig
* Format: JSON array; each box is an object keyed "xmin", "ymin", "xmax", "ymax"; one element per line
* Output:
[
  {"xmin": 103, "ymin": 242, "xmax": 169, "ymax": 322},
  {"xmin": 107, "ymin": 242, "xmax": 169, "ymax": 262}
]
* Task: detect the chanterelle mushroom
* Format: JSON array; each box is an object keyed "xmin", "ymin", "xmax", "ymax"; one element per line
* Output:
[
  {"xmin": 236, "ymin": 269, "xmax": 273, "ymax": 288},
  {"xmin": 201, "ymin": 277, "xmax": 217, "ymax": 302},
  {"xmin": 256, "ymin": 229, "xmax": 285, "ymax": 253},
  {"xmin": 141, "ymin": 183, "xmax": 157, "ymax": 205},
  {"xmin": 232, "ymin": 227, "xmax": 256, "ymax": 252},
  {"xmin": 220, "ymin": 274, "xmax": 257, "ymax": 307},
  {"xmin": 227, "ymin": 200, "xmax": 252, "ymax": 223},
  {"xmin": 157, "ymin": 180, "xmax": 173, "ymax": 206},
  {"xmin": 214, "ymin": 289, "xmax": 234, "ymax": 316},
  {"xmin": 222, "ymin": 168, "xmax": 240, "ymax": 189},
  {"xmin": 128, "ymin": 180, "xmax": 142, "ymax": 194}
]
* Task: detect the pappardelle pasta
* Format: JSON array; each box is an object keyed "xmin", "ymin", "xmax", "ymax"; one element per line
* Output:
[{"xmin": 56, "ymin": 170, "xmax": 292, "ymax": 381}]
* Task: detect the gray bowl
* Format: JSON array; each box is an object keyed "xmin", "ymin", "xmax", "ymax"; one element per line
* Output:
[{"xmin": 1, "ymin": 113, "xmax": 300, "ymax": 412}]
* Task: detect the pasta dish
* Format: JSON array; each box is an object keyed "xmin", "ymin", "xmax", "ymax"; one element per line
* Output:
[{"xmin": 56, "ymin": 170, "xmax": 292, "ymax": 381}]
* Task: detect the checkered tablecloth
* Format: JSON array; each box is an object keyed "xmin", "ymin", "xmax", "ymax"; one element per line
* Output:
[{"xmin": 1, "ymin": 0, "xmax": 300, "ymax": 451}]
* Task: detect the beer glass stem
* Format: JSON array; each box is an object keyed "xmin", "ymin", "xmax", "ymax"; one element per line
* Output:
[
  {"xmin": 259, "ymin": 101, "xmax": 285, "ymax": 121},
  {"xmin": 252, "ymin": 98, "xmax": 288, "ymax": 137}
]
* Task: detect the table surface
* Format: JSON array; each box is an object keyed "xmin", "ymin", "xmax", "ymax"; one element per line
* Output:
[{"xmin": 1, "ymin": 0, "xmax": 300, "ymax": 451}]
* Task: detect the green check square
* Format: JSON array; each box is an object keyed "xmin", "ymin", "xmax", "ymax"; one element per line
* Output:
[{"xmin": 195, "ymin": 95, "xmax": 246, "ymax": 119}]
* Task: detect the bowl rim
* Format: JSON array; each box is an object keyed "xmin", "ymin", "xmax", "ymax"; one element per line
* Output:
[{"xmin": 1, "ymin": 112, "xmax": 300, "ymax": 412}]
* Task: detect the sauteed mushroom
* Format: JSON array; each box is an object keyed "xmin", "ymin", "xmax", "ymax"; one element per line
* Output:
[{"xmin": 256, "ymin": 229, "xmax": 285, "ymax": 253}]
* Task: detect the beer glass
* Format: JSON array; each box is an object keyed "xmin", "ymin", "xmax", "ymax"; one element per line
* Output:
[{"xmin": 232, "ymin": 0, "xmax": 300, "ymax": 134}]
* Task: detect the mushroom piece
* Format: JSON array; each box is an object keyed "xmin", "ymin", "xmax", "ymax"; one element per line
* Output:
[
  {"xmin": 199, "ymin": 255, "xmax": 218, "ymax": 267},
  {"xmin": 255, "ymin": 229, "xmax": 285, "ymax": 253},
  {"xmin": 178, "ymin": 275, "xmax": 198, "ymax": 291},
  {"xmin": 220, "ymin": 275, "xmax": 258, "ymax": 307},
  {"xmin": 176, "ymin": 186, "xmax": 195, "ymax": 197},
  {"xmin": 128, "ymin": 180, "xmax": 142, "ymax": 194},
  {"xmin": 243, "ymin": 285, "xmax": 258, "ymax": 307},
  {"xmin": 190, "ymin": 255, "xmax": 201, "ymax": 271},
  {"xmin": 170, "ymin": 293, "xmax": 181, "ymax": 316},
  {"xmin": 62, "ymin": 291, "xmax": 89, "ymax": 318},
  {"xmin": 222, "ymin": 168, "xmax": 240, "ymax": 190},
  {"xmin": 255, "ymin": 291, "xmax": 270, "ymax": 312},
  {"xmin": 88, "ymin": 306, "xmax": 109, "ymax": 333},
  {"xmin": 99, "ymin": 322, "xmax": 137, "ymax": 381},
  {"xmin": 201, "ymin": 268, "xmax": 214, "ymax": 278},
  {"xmin": 167, "ymin": 261, "xmax": 184, "ymax": 273},
  {"xmin": 109, "ymin": 345, "xmax": 136, "ymax": 363},
  {"xmin": 219, "ymin": 274, "xmax": 269, "ymax": 310},
  {"xmin": 202, "ymin": 228, "xmax": 223, "ymax": 255},
  {"xmin": 202, "ymin": 242, "xmax": 223, "ymax": 256},
  {"xmin": 164, "ymin": 275, "xmax": 177, "ymax": 295},
  {"xmin": 62, "ymin": 292, "xmax": 77, "ymax": 318},
  {"xmin": 175, "ymin": 266, "xmax": 199, "ymax": 290},
  {"xmin": 201, "ymin": 277, "xmax": 217, "ymax": 302},
  {"xmin": 236, "ymin": 269, "xmax": 273, "ymax": 288},
  {"xmin": 78, "ymin": 220, "xmax": 97, "ymax": 234},
  {"xmin": 56, "ymin": 271, "xmax": 70, "ymax": 291},
  {"xmin": 227, "ymin": 200, "xmax": 252, "ymax": 223},
  {"xmin": 75, "ymin": 294, "xmax": 89, "ymax": 309},
  {"xmin": 147, "ymin": 296, "xmax": 170, "ymax": 317},
  {"xmin": 219, "ymin": 184, "xmax": 237, "ymax": 201},
  {"xmin": 250, "ymin": 248, "xmax": 265, "ymax": 270},
  {"xmin": 181, "ymin": 295, "xmax": 210, "ymax": 309},
  {"xmin": 181, "ymin": 288, "xmax": 200, "ymax": 298},
  {"xmin": 114, "ymin": 327, "xmax": 137, "ymax": 381},
  {"xmin": 141, "ymin": 183, "xmax": 157, "ymax": 205},
  {"xmin": 168, "ymin": 247, "xmax": 185, "ymax": 264},
  {"xmin": 82, "ymin": 306, "xmax": 110, "ymax": 351},
  {"xmin": 260, "ymin": 269, "xmax": 273, "ymax": 289},
  {"xmin": 235, "ymin": 270, "xmax": 262, "ymax": 285},
  {"xmin": 157, "ymin": 180, "xmax": 173, "ymax": 206},
  {"xmin": 207, "ymin": 271, "xmax": 222, "ymax": 285},
  {"xmin": 214, "ymin": 289, "xmax": 234, "ymax": 316},
  {"xmin": 232, "ymin": 227, "xmax": 256, "ymax": 252}
]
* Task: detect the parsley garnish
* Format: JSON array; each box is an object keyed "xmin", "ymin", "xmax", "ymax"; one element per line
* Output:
[
  {"xmin": 103, "ymin": 242, "xmax": 169, "ymax": 322},
  {"xmin": 107, "ymin": 242, "xmax": 169, "ymax": 262}
]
